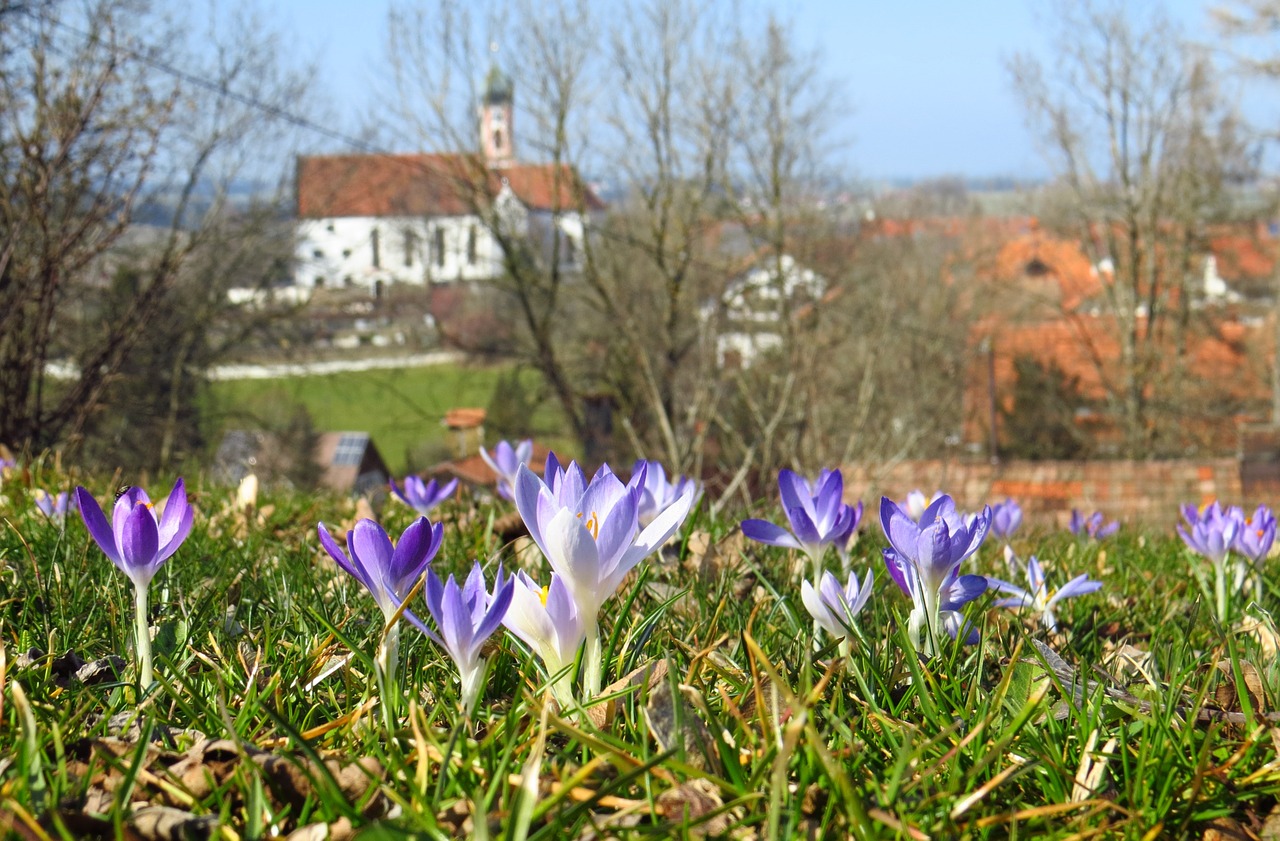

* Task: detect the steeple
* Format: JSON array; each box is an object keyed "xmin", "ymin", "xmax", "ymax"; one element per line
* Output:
[{"xmin": 479, "ymin": 65, "xmax": 514, "ymax": 168}]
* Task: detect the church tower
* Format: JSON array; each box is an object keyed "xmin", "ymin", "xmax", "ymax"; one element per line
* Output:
[{"xmin": 479, "ymin": 65, "xmax": 514, "ymax": 168}]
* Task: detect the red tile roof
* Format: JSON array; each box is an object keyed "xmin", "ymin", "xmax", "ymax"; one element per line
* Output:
[{"xmin": 296, "ymin": 154, "xmax": 603, "ymax": 219}]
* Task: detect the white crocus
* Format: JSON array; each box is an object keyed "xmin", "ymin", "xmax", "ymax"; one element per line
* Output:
[{"xmin": 502, "ymin": 572, "xmax": 585, "ymax": 707}]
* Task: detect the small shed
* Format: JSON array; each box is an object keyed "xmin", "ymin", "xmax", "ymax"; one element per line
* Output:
[{"xmin": 314, "ymin": 432, "xmax": 390, "ymax": 496}]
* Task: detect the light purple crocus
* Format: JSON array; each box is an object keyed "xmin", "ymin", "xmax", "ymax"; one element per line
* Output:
[
  {"xmin": 988, "ymin": 554, "xmax": 1101, "ymax": 632},
  {"xmin": 630, "ymin": 459, "xmax": 703, "ymax": 528},
  {"xmin": 742, "ymin": 469, "xmax": 861, "ymax": 579},
  {"xmin": 801, "ymin": 568, "xmax": 874, "ymax": 645},
  {"xmin": 34, "ymin": 489, "xmax": 73, "ymax": 524},
  {"xmin": 391, "ymin": 475, "xmax": 458, "ymax": 515},
  {"xmin": 990, "ymin": 498, "xmax": 1022, "ymax": 543},
  {"xmin": 481, "ymin": 439, "xmax": 534, "ymax": 501},
  {"xmin": 881, "ymin": 494, "xmax": 991, "ymax": 656},
  {"xmin": 515, "ymin": 460, "xmax": 694, "ymax": 697},
  {"xmin": 420, "ymin": 562, "xmax": 513, "ymax": 713},
  {"xmin": 1177, "ymin": 501, "xmax": 1260, "ymax": 622},
  {"xmin": 1177, "ymin": 502, "xmax": 1239, "ymax": 567},
  {"xmin": 318, "ymin": 516, "xmax": 443, "ymax": 684},
  {"xmin": 1232, "ymin": 505, "xmax": 1276, "ymax": 565},
  {"xmin": 502, "ymin": 571, "xmax": 586, "ymax": 707},
  {"xmin": 76, "ymin": 479, "xmax": 195, "ymax": 686},
  {"xmin": 1068, "ymin": 509, "xmax": 1119, "ymax": 540}
]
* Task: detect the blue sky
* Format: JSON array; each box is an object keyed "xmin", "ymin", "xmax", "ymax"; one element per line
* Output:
[{"xmin": 269, "ymin": 0, "xmax": 1265, "ymax": 182}]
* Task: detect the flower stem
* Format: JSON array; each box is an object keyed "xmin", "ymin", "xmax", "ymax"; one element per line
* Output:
[
  {"xmin": 1215, "ymin": 559, "xmax": 1228, "ymax": 625},
  {"xmin": 376, "ymin": 623, "xmax": 401, "ymax": 728},
  {"xmin": 583, "ymin": 622, "xmax": 602, "ymax": 700},
  {"xmin": 134, "ymin": 584, "xmax": 153, "ymax": 688}
]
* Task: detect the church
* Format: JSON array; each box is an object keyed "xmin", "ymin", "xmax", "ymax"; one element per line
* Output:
[{"xmin": 293, "ymin": 67, "xmax": 602, "ymax": 292}]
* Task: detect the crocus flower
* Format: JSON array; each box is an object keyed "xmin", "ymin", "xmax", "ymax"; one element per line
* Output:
[
  {"xmin": 988, "ymin": 554, "xmax": 1101, "ymax": 632},
  {"xmin": 76, "ymin": 479, "xmax": 195, "ymax": 686},
  {"xmin": 317, "ymin": 516, "xmax": 443, "ymax": 687},
  {"xmin": 1177, "ymin": 502, "xmax": 1239, "ymax": 567},
  {"xmin": 630, "ymin": 459, "xmax": 704, "ymax": 528},
  {"xmin": 742, "ymin": 469, "xmax": 861, "ymax": 579},
  {"xmin": 1068, "ymin": 509, "xmax": 1119, "ymax": 540},
  {"xmin": 481, "ymin": 439, "xmax": 534, "ymax": 500},
  {"xmin": 502, "ymin": 571, "xmax": 586, "ymax": 707},
  {"xmin": 990, "ymin": 498, "xmax": 1022, "ymax": 543},
  {"xmin": 391, "ymin": 475, "xmax": 458, "ymax": 515},
  {"xmin": 421, "ymin": 562, "xmax": 513, "ymax": 713},
  {"xmin": 515, "ymin": 460, "xmax": 694, "ymax": 697},
  {"xmin": 34, "ymin": 489, "xmax": 72, "ymax": 524},
  {"xmin": 801, "ymin": 568, "xmax": 873, "ymax": 644},
  {"xmin": 902, "ymin": 490, "xmax": 943, "ymax": 521},
  {"xmin": 880, "ymin": 494, "xmax": 991, "ymax": 656},
  {"xmin": 1232, "ymin": 504, "xmax": 1275, "ymax": 564}
]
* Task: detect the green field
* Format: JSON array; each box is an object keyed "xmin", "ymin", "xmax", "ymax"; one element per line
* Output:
[{"xmin": 205, "ymin": 361, "xmax": 571, "ymax": 475}]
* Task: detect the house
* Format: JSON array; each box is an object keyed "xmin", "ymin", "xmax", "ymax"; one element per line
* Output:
[
  {"xmin": 704, "ymin": 250, "xmax": 826, "ymax": 369},
  {"xmin": 213, "ymin": 429, "xmax": 390, "ymax": 496},
  {"xmin": 963, "ymin": 221, "xmax": 1277, "ymax": 456},
  {"xmin": 294, "ymin": 67, "xmax": 602, "ymax": 292}
]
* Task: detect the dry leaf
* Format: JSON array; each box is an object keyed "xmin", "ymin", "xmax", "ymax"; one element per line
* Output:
[
  {"xmin": 1214, "ymin": 661, "xmax": 1268, "ymax": 714},
  {"xmin": 1200, "ymin": 816, "xmax": 1257, "ymax": 841},
  {"xmin": 657, "ymin": 779, "xmax": 746, "ymax": 839},
  {"xmin": 129, "ymin": 806, "xmax": 217, "ymax": 841},
  {"xmin": 644, "ymin": 674, "xmax": 721, "ymax": 774},
  {"xmin": 585, "ymin": 660, "xmax": 669, "ymax": 729}
]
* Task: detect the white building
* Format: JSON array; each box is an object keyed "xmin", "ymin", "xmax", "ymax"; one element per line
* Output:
[
  {"xmin": 707, "ymin": 252, "xmax": 826, "ymax": 369},
  {"xmin": 294, "ymin": 68, "xmax": 600, "ymax": 292}
]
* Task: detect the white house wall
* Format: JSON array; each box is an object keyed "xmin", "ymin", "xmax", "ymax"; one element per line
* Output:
[{"xmin": 295, "ymin": 215, "xmax": 506, "ymax": 289}]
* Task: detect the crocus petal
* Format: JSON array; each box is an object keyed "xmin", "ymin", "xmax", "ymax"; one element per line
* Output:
[
  {"xmin": 156, "ymin": 479, "xmax": 194, "ymax": 562},
  {"xmin": 475, "ymin": 570, "xmax": 514, "ymax": 644},
  {"xmin": 741, "ymin": 519, "xmax": 804, "ymax": 551},
  {"xmin": 1049, "ymin": 574, "xmax": 1103, "ymax": 605},
  {"xmin": 942, "ymin": 573, "xmax": 988, "ymax": 610},
  {"xmin": 318, "ymin": 522, "xmax": 362, "ymax": 583},
  {"xmin": 515, "ymin": 465, "xmax": 550, "ymax": 556},
  {"xmin": 616, "ymin": 487, "xmax": 694, "ymax": 575},
  {"xmin": 119, "ymin": 504, "xmax": 161, "ymax": 585},
  {"xmin": 76, "ymin": 487, "xmax": 122, "ymax": 567},
  {"xmin": 543, "ymin": 507, "xmax": 603, "ymax": 611}
]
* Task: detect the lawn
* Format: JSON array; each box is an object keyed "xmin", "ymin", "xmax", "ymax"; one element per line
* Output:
[
  {"xmin": 3, "ymin": 459, "xmax": 1280, "ymax": 839},
  {"xmin": 205, "ymin": 361, "xmax": 571, "ymax": 475}
]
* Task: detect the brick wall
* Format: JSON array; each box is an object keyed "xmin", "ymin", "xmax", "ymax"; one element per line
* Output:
[{"xmin": 841, "ymin": 458, "xmax": 1250, "ymax": 529}]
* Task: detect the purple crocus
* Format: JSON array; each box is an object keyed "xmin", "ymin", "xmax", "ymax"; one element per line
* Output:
[
  {"xmin": 990, "ymin": 498, "xmax": 1023, "ymax": 543},
  {"xmin": 76, "ymin": 480, "xmax": 193, "ymax": 591},
  {"xmin": 481, "ymin": 439, "xmax": 534, "ymax": 500},
  {"xmin": 34, "ymin": 489, "xmax": 73, "ymax": 524},
  {"xmin": 988, "ymin": 554, "xmax": 1101, "ymax": 632},
  {"xmin": 318, "ymin": 516, "xmax": 443, "ymax": 684},
  {"xmin": 1067, "ymin": 509, "xmax": 1119, "ymax": 540},
  {"xmin": 515, "ymin": 459, "xmax": 694, "ymax": 697},
  {"xmin": 421, "ymin": 562, "xmax": 513, "ymax": 713},
  {"xmin": 880, "ymin": 494, "xmax": 991, "ymax": 655},
  {"xmin": 630, "ymin": 459, "xmax": 704, "ymax": 528},
  {"xmin": 76, "ymin": 479, "xmax": 195, "ymax": 686},
  {"xmin": 391, "ymin": 475, "xmax": 458, "ymax": 515},
  {"xmin": 742, "ymin": 469, "xmax": 861, "ymax": 578}
]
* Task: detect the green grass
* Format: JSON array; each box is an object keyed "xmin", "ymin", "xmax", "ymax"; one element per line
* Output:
[
  {"xmin": 3, "ymin": 460, "xmax": 1280, "ymax": 839},
  {"xmin": 204, "ymin": 361, "xmax": 571, "ymax": 475}
]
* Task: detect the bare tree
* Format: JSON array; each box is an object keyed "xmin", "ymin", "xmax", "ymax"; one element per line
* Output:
[
  {"xmin": 382, "ymin": 0, "xmax": 850, "ymax": 489},
  {"xmin": 0, "ymin": 0, "xmax": 311, "ymax": 460},
  {"xmin": 1010, "ymin": 0, "xmax": 1252, "ymax": 457}
]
